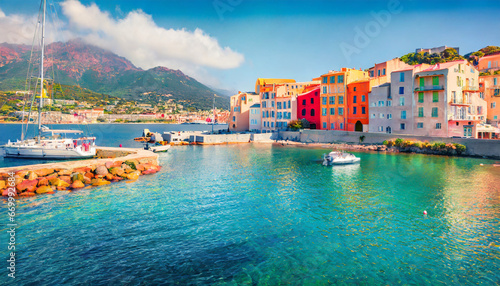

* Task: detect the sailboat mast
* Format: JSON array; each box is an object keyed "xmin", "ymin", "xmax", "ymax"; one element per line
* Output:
[
  {"xmin": 212, "ymin": 94, "xmax": 215, "ymax": 134},
  {"xmin": 37, "ymin": 0, "xmax": 46, "ymax": 143}
]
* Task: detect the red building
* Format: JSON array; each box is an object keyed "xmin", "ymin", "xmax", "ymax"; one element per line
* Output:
[
  {"xmin": 297, "ymin": 85, "xmax": 320, "ymax": 129},
  {"xmin": 346, "ymin": 80, "xmax": 370, "ymax": 132}
]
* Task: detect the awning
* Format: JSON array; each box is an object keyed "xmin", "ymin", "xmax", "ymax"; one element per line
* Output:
[{"xmin": 476, "ymin": 124, "xmax": 500, "ymax": 134}]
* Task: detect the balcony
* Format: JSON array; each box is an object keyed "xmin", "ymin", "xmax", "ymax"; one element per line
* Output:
[
  {"xmin": 414, "ymin": 85, "xmax": 444, "ymax": 92},
  {"xmin": 448, "ymin": 114, "xmax": 474, "ymax": 121},
  {"xmin": 462, "ymin": 85, "xmax": 479, "ymax": 91},
  {"xmin": 450, "ymin": 100, "xmax": 471, "ymax": 106}
]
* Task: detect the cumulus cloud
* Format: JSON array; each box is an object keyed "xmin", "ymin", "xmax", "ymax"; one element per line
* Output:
[
  {"xmin": 60, "ymin": 0, "xmax": 245, "ymax": 73},
  {"xmin": 0, "ymin": 8, "xmax": 36, "ymax": 44}
]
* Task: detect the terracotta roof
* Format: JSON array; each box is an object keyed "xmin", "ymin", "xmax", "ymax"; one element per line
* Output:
[
  {"xmin": 255, "ymin": 78, "xmax": 296, "ymax": 86},
  {"xmin": 419, "ymin": 60, "xmax": 468, "ymax": 72}
]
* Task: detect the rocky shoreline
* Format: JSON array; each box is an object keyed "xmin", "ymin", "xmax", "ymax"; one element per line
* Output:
[{"xmin": 0, "ymin": 147, "xmax": 160, "ymax": 197}]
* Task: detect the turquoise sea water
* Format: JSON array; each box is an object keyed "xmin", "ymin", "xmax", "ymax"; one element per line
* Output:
[{"xmin": 0, "ymin": 125, "xmax": 500, "ymax": 285}]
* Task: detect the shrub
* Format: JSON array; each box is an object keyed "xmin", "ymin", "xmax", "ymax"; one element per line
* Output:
[
  {"xmin": 395, "ymin": 138, "xmax": 403, "ymax": 147},
  {"xmin": 382, "ymin": 140, "xmax": 388, "ymax": 146},
  {"xmin": 386, "ymin": 140, "xmax": 394, "ymax": 147},
  {"xmin": 454, "ymin": 143, "xmax": 466, "ymax": 154},
  {"xmin": 287, "ymin": 120, "xmax": 303, "ymax": 131},
  {"xmin": 413, "ymin": 141, "xmax": 422, "ymax": 148}
]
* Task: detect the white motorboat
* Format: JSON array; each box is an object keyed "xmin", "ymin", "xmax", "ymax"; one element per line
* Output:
[
  {"xmin": 1, "ymin": 0, "xmax": 97, "ymax": 160},
  {"xmin": 322, "ymin": 151, "xmax": 360, "ymax": 166},
  {"xmin": 144, "ymin": 143, "xmax": 171, "ymax": 153}
]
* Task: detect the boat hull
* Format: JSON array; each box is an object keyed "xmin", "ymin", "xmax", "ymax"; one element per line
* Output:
[{"xmin": 2, "ymin": 146, "xmax": 96, "ymax": 159}]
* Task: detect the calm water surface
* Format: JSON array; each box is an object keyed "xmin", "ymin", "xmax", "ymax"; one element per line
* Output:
[{"xmin": 0, "ymin": 142, "xmax": 499, "ymax": 285}]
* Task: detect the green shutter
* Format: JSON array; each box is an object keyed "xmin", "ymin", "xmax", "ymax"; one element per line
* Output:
[
  {"xmin": 433, "ymin": 92, "xmax": 439, "ymax": 102},
  {"xmin": 432, "ymin": 76, "xmax": 439, "ymax": 86},
  {"xmin": 420, "ymin": 77, "xmax": 425, "ymax": 87},
  {"xmin": 418, "ymin": 92, "xmax": 424, "ymax": 103},
  {"xmin": 418, "ymin": 107, "xmax": 424, "ymax": 117}
]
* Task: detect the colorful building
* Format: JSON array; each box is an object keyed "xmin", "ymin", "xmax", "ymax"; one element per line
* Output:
[
  {"xmin": 368, "ymin": 58, "xmax": 412, "ymax": 87},
  {"xmin": 249, "ymin": 103, "xmax": 261, "ymax": 132},
  {"xmin": 413, "ymin": 60, "xmax": 486, "ymax": 138},
  {"xmin": 229, "ymin": 91, "xmax": 260, "ymax": 131},
  {"xmin": 319, "ymin": 68, "xmax": 368, "ymax": 130},
  {"xmin": 297, "ymin": 85, "xmax": 320, "ymax": 129},
  {"xmin": 256, "ymin": 78, "xmax": 296, "ymax": 132},
  {"xmin": 478, "ymin": 54, "xmax": 500, "ymax": 131},
  {"xmin": 346, "ymin": 80, "xmax": 370, "ymax": 132},
  {"xmin": 367, "ymin": 83, "xmax": 393, "ymax": 133}
]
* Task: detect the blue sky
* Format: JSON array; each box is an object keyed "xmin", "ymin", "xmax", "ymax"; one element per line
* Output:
[{"xmin": 1, "ymin": 0, "xmax": 499, "ymax": 93}]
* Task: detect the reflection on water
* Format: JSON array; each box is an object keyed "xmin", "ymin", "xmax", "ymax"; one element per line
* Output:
[{"xmin": 0, "ymin": 144, "xmax": 499, "ymax": 285}]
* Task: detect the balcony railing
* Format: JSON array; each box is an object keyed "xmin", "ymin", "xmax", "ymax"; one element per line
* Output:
[
  {"xmin": 448, "ymin": 114, "xmax": 474, "ymax": 121},
  {"xmin": 463, "ymin": 85, "xmax": 479, "ymax": 91},
  {"xmin": 414, "ymin": 85, "xmax": 444, "ymax": 91}
]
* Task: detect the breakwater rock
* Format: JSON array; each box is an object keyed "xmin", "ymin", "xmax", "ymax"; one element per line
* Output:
[{"xmin": 0, "ymin": 147, "xmax": 160, "ymax": 197}]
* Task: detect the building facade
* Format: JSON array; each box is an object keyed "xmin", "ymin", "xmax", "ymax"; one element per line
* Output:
[
  {"xmin": 249, "ymin": 103, "xmax": 261, "ymax": 132},
  {"xmin": 297, "ymin": 85, "xmax": 321, "ymax": 129},
  {"xmin": 319, "ymin": 68, "xmax": 368, "ymax": 130},
  {"xmin": 229, "ymin": 92, "xmax": 260, "ymax": 131},
  {"xmin": 346, "ymin": 80, "xmax": 370, "ymax": 132}
]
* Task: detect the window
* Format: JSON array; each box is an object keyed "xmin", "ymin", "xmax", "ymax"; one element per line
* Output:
[
  {"xmin": 262, "ymin": 101, "xmax": 267, "ymax": 108},
  {"xmin": 400, "ymin": 123, "xmax": 406, "ymax": 130},
  {"xmin": 378, "ymin": 126, "xmax": 383, "ymax": 132},
  {"xmin": 370, "ymin": 70, "xmax": 374, "ymax": 77},
  {"xmin": 371, "ymin": 113, "xmax": 376, "ymax": 118},
  {"xmin": 271, "ymin": 101, "xmax": 275, "ymax": 107},
  {"xmin": 432, "ymin": 76, "xmax": 439, "ymax": 86},
  {"xmin": 399, "ymin": 72, "xmax": 405, "ymax": 82},
  {"xmin": 417, "ymin": 122, "xmax": 423, "ymax": 128},
  {"xmin": 311, "ymin": 109, "xmax": 315, "ymax": 116},
  {"xmin": 340, "ymin": 123, "xmax": 344, "ymax": 130},
  {"xmin": 378, "ymin": 101, "xmax": 385, "ymax": 107},
  {"xmin": 241, "ymin": 96, "xmax": 246, "ymax": 101},
  {"xmin": 399, "ymin": 97, "xmax": 405, "ymax": 106},
  {"xmin": 277, "ymin": 102, "xmax": 282, "ymax": 109},
  {"xmin": 339, "ymin": 108, "xmax": 344, "ymax": 115},
  {"xmin": 379, "ymin": 113, "xmax": 384, "ymax": 118},
  {"xmin": 418, "ymin": 107, "xmax": 424, "ymax": 117},
  {"xmin": 401, "ymin": 110, "xmax": 407, "ymax": 119},
  {"xmin": 232, "ymin": 116, "xmax": 235, "ymax": 121},
  {"xmin": 488, "ymin": 61, "xmax": 491, "ymax": 68},
  {"xmin": 262, "ymin": 111, "xmax": 265, "ymax": 117},
  {"xmin": 322, "ymin": 87, "xmax": 327, "ymax": 94},
  {"xmin": 418, "ymin": 92, "xmax": 424, "ymax": 103},
  {"xmin": 266, "ymin": 111, "xmax": 269, "ymax": 118},
  {"xmin": 322, "ymin": 77, "xmax": 328, "ymax": 84},
  {"xmin": 323, "ymin": 122, "xmax": 327, "ymax": 129},
  {"xmin": 383, "ymin": 68, "xmax": 386, "ymax": 75},
  {"xmin": 322, "ymin": 97, "xmax": 327, "ymax": 105},
  {"xmin": 311, "ymin": 98, "xmax": 314, "ymax": 104},
  {"xmin": 353, "ymin": 96, "xmax": 357, "ymax": 103},
  {"xmin": 302, "ymin": 109, "xmax": 306, "ymax": 116},
  {"xmin": 330, "ymin": 76, "xmax": 335, "ymax": 84},
  {"xmin": 339, "ymin": 96, "xmax": 344, "ymax": 104},
  {"xmin": 436, "ymin": 123, "xmax": 441, "ymax": 129},
  {"xmin": 322, "ymin": 108, "xmax": 327, "ymax": 116},
  {"xmin": 433, "ymin": 92, "xmax": 439, "ymax": 102},
  {"xmin": 330, "ymin": 108, "xmax": 335, "ymax": 115},
  {"xmin": 457, "ymin": 76, "xmax": 461, "ymax": 87},
  {"xmin": 399, "ymin": 87, "xmax": 404, "ymax": 94},
  {"xmin": 494, "ymin": 115, "xmax": 498, "ymax": 120},
  {"xmin": 353, "ymin": 107, "xmax": 357, "ymax": 114},
  {"xmin": 271, "ymin": 122, "xmax": 274, "ymax": 128},
  {"xmin": 387, "ymin": 114, "xmax": 392, "ymax": 119},
  {"xmin": 362, "ymin": 107, "xmax": 366, "ymax": 114},
  {"xmin": 288, "ymin": 100, "xmax": 291, "ymax": 109},
  {"xmin": 271, "ymin": 111, "xmax": 275, "ymax": 118},
  {"xmin": 386, "ymin": 127, "xmax": 392, "ymax": 134},
  {"xmin": 362, "ymin": 95, "xmax": 366, "ymax": 102},
  {"xmin": 492, "ymin": 102, "xmax": 497, "ymax": 108},
  {"xmin": 432, "ymin": 107, "xmax": 438, "ymax": 117},
  {"xmin": 420, "ymin": 77, "xmax": 424, "ymax": 87},
  {"xmin": 338, "ymin": 75, "xmax": 344, "ymax": 83},
  {"xmin": 378, "ymin": 70, "xmax": 381, "ymax": 76},
  {"xmin": 494, "ymin": 78, "xmax": 498, "ymax": 86},
  {"xmin": 353, "ymin": 87, "xmax": 357, "ymax": 91},
  {"xmin": 329, "ymin": 96, "xmax": 335, "ymax": 104},
  {"xmin": 302, "ymin": 99, "xmax": 306, "ymax": 105},
  {"xmin": 331, "ymin": 123, "xmax": 334, "ymax": 129},
  {"xmin": 387, "ymin": 100, "xmax": 392, "ymax": 106}
]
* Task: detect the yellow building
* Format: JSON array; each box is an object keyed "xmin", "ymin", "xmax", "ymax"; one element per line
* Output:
[{"xmin": 229, "ymin": 91, "xmax": 260, "ymax": 131}]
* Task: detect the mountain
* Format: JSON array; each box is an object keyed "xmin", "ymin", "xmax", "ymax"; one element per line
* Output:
[{"xmin": 0, "ymin": 39, "xmax": 229, "ymax": 110}]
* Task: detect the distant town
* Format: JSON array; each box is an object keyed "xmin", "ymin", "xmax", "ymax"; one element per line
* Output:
[{"xmin": 229, "ymin": 46, "xmax": 500, "ymax": 139}]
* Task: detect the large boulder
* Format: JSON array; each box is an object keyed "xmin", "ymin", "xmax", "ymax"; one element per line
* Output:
[
  {"xmin": 49, "ymin": 178, "xmax": 70, "ymax": 188},
  {"xmin": 2, "ymin": 188, "xmax": 16, "ymax": 197},
  {"xmin": 71, "ymin": 172, "xmax": 85, "ymax": 183},
  {"xmin": 58, "ymin": 169, "xmax": 72, "ymax": 176},
  {"xmin": 73, "ymin": 167, "xmax": 91, "ymax": 174},
  {"xmin": 109, "ymin": 167, "xmax": 124, "ymax": 176},
  {"xmin": 59, "ymin": 176, "xmax": 72, "ymax": 185},
  {"xmin": 37, "ymin": 177, "xmax": 49, "ymax": 187},
  {"xmin": 0, "ymin": 180, "xmax": 5, "ymax": 190},
  {"xmin": 16, "ymin": 179, "xmax": 38, "ymax": 192},
  {"xmin": 16, "ymin": 170, "xmax": 29, "ymax": 178},
  {"xmin": 34, "ymin": 168, "xmax": 55, "ymax": 177},
  {"xmin": 35, "ymin": 186, "xmax": 53, "ymax": 194},
  {"xmin": 126, "ymin": 171, "xmax": 141, "ymax": 181},
  {"xmin": 95, "ymin": 165, "xmax": 109, "ymax": 177},
  {"xmin": 70, "ymin": 180, "xmax": 85, "ymax": 189},
  {"xmin": 26, "ymin": 171, "xmax": 38, "ymax": 180},
  {"xmin": 92, "ymin": 178, "xmax": 111, "ymax": 186}
]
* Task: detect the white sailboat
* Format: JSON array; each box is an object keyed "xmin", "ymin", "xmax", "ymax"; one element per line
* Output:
[{"xmin": 1, "ymin": 0, "xmax": 96, "ymax": 159}]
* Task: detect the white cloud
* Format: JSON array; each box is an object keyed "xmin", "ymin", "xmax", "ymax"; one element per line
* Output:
[
  {"xmin": 0, "ymin": 8, "xmax": 36, "ymax": 44},
  {"xmin": 60, "ymin": 0, "xmax": 245, "ymax": 73}
]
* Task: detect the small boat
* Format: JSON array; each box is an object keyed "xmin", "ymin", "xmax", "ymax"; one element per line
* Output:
[
  {"xmin": 144, "ymin": 143, "xmax": 170, "ymax": 153},
  {"xmin": 323, "ymin": 151, "xmax": 360, "ymax": 166}
]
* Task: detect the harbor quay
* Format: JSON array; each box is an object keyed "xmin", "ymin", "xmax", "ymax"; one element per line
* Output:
[{"xmin": 0, "ymin": 147, "xmax": 161, "ymax": 197}]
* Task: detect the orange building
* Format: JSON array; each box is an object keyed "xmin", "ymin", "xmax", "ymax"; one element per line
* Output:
[
  {"xmin": 319, "ymin": 68, "xmax": 368, "ymax": 130},
  {"xmin": 477, "ymin": 53, "xmax": 500, "ymax": 73},
  {"xmin": 346, "ymin": 80, "xmax": 370, "ymax": 131}
]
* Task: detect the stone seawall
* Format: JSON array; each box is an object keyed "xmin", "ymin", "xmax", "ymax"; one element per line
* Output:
[
  {"xmin": 188, "ymin": 133, "xmax": 274, "ymax": 145},
  {"xmin": 276, "ymin": 130, "xmax": 500, "ymax": 159},
  {"xmin": 0, "ymin": 147, "xmax": 160, "ymax": 197}
]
